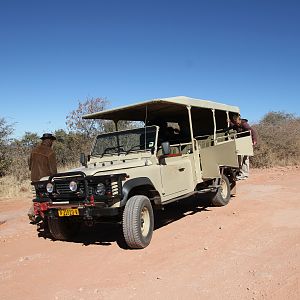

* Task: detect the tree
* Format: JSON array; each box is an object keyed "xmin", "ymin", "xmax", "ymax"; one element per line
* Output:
[
  {"xmin": 0, "ymin": 117, "xmax": 14, "ymax": 176},
  {"xmin": 53, "ymin": 129, "xmax": 90, "ymax": 166},
  {"xmin": 6, "ymin": 132, "xmax": 39, "ymax": 181},
  {"xmin": 19, "ymin": 132, "xmax": 40, "ymax": 148},
  {"xmin": 66, "ymin": 97, "xmax": 110, "ymax": 138}
]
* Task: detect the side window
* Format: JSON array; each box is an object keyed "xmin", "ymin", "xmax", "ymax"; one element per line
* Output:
[
  {"xmin": 191, "ymin": 108, "xmax": 214, "ymax": 137},
  {"xmin": 215, "ymin": 110, "xmax": 228, "ymax": 132}
]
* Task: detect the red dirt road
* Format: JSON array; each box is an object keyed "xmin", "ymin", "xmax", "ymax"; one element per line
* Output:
[{"xmin": 1, "ymin": 167, "xmax": 300, "ymax": 300}]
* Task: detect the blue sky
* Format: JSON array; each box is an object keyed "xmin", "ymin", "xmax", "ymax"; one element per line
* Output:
[{"xmin": 1, "ymin": 0, "xmax": 299, "ymax": 138}]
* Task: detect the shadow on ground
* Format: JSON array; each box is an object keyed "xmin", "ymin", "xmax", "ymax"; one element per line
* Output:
[{"xmin": 36, "ymin": 195, "xmax": 212, "ymax": 249}]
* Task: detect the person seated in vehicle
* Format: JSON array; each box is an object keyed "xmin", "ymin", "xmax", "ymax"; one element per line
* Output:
[{"xmin": 158, "ymin": 123, "xmax": 180, "ymax": 145}]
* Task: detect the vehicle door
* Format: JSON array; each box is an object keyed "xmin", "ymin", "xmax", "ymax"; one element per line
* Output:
[{"xmin": 159, "ymin": 148, "xmax": 194, "ymax": 200}]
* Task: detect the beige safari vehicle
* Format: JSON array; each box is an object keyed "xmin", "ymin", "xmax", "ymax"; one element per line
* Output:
[{"xmin": 32, "ymin": 96, "xmax": 253, "ymax": 248}]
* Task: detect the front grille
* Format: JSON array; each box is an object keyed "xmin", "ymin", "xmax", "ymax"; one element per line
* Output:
[
  {"xmin": 55, "ymin": 181, "xmax": 85, "ymax": 194},
  {"xmin": 47, "ymin": 173, "xmax": 125, "ymax": 203},
  {"xmin": 86, "ymin": 177, "xmax": 122, "ymax": 198}
]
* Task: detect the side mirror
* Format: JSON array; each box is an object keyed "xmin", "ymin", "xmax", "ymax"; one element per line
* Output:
[
  {"xmin": 161, "ymin": 141, "xmax": 171, "ymax": 156},
  {"xmin": 80, "ymin": 153, "xmax": 87, "ymax": 167}
]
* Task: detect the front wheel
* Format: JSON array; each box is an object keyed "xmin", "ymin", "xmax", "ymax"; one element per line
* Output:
[
  {"xmin": 122, "ymin": 195, "xmax": 154, "ymax": 249},
  {"xmin": 211, "ymin": 174, "xmax": 231, "ymax": 207}
]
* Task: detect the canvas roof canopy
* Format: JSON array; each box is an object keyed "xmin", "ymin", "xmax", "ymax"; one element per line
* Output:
[{"xmin": 82, "ymin": 96, "xmax": 240, "ymax": 123}]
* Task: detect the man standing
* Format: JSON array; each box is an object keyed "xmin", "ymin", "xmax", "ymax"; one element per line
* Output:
[
  {"xmin": 230, "ymin": 114, "xmax": 257, "ymax": 180},
  {"xmin": 29, "ymin": 133, "xmax": 57, "ymax": 182},
  {"xmin": 28, "ymin": 133, "xmax": 57, "ymax": 222}
]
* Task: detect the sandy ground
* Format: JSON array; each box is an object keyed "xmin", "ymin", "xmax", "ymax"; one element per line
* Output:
[{"xmin": 0, "ymin": 167, "xmax": 300, "ymax": 300}]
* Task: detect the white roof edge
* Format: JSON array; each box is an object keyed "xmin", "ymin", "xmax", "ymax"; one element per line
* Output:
[
  {"xmin": 161, "ymin": 96, "xmax": 240, "ymax": 112},
  {"xmin": 82, "ymin": 98, "xmax": 160, "ymax": 119},
  {"xmin": 83, "ymin": 96, "xmax": 240, "ymax": 119}
]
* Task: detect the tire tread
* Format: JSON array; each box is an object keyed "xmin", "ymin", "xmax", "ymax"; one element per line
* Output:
[{"xmin": 122, "ymin": 195, "xmax": 154, "ymax": 249}]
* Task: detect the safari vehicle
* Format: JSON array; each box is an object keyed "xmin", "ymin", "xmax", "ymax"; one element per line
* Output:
[{"xmin": 32, "ymin": 96, "xmax": 254, "ymax": 248}]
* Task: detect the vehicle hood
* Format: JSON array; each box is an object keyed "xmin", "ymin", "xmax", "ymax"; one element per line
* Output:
[{"xmin": 63, "ymin": 158, "xmax": 150, "ymax": 177}]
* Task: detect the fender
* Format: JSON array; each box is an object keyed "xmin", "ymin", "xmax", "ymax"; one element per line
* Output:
[{"xmin": 121, "ymin": 177, "xmax": 156, "ymax": 206}]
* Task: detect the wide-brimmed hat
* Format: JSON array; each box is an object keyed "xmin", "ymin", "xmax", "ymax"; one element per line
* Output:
[{"xmin": 40, "ymin": 133, "xmax": 56, "ymax": 140}]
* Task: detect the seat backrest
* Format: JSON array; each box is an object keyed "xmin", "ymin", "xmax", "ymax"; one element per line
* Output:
[
  {"xmin": 181, "ymin": 144, "xmax": 193, "ymax": 154},
  {"xmin": 157, "ymin": 145, "xmax": 180, "ymax": 157}
]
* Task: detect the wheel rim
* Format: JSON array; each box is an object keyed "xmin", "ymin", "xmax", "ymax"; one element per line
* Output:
[
  {"xmin": 140, "ymin": 206, "xmax": 150, "ymax": 237},
  {"xmin": 220, "ymin": 178, "xmax": 228, "ymax": 199}
]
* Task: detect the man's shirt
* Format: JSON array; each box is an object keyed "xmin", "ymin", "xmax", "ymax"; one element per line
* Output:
[{"xmin": 230, "ymin": 119, "xmax": 258, "ymax": 144}]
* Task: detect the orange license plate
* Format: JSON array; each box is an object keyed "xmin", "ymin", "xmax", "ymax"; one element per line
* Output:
[{"xmin": 58, "ymin": 208, "xmax": 79, "ymax": 217}]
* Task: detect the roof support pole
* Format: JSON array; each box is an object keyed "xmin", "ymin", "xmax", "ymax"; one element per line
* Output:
[
  {"xmin": 186, "ymin": 105, "xmax": 194, "ymax": 149},
  {"xmin": 212, "ymin": 109, "xmax": 216, "ymax": 143},
  {"xmin": 114, "ymin": 120, "xmax": 120, "ymax": 148},
  {"xmin": 114, "ymin": 120, "xmax": 119, "ymax": 131},
  {"xmin": 187, "ymin": 105, "xmax": 201, "ymax": 182},
  {"xmin": 226, "ymin": 111, "xmax": 230, "ymax": 127}
]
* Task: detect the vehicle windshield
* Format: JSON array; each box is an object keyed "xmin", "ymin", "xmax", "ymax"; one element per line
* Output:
[{"xmin": 91, "ymin": 126, "xmax": 158, "ymax": 157}]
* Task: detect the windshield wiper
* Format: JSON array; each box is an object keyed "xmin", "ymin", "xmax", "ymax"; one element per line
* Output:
[
  {"xmin": 125, "ymin": 145, "xmax": 142, "ymax": 155},
  {"xmin": 101, "ymin": 145, "xmax": 125, "ymax": 157}
]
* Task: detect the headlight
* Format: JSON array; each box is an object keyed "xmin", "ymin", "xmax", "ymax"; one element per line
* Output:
[
  {"xmin": 69, "ymin": 181, "xmax": 78, "ymax": 192},
  {"xmin": 96, "ymin": 183, "xmax": 106, "ymax": 195},
  {"xmin": 46, "ymin": 182, "xmax": 54, "ymax": 193}
]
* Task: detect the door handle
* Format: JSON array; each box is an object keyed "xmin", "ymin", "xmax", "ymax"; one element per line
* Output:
[{"xmin": 178, "ymin": 167, "xmax": 185, "ymax": 172}]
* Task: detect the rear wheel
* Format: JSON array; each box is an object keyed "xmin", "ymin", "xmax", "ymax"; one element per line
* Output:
[
  {"xmin": 47, "ymin": 217, "xmax": 81, "ymax": 241},
  {"xmin": 211, "ymin": 174, "xmax": 231, "ymax": 207},
  {"xmin": 122, "ymin": 195, "xmax": 154, "ymax": 249}
]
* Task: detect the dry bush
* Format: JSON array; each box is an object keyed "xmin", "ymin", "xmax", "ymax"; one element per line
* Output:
[
  {"xmin": 0, "ymin": 176, "xmax": 32, "ymax": 199},
  {"xmin": 8, "ymin": 142, "xmax": 32, "ymax": 181},
  {"xmin": 0, "ymin": 164, "xmax": 78, "ymax": 199},
  {"xmin": 0, "ymin": 117, "xmax": 14, "ymax": 176},
  {"xmin": 59, "ymin": 163, "xmax": 82, "ymax": 172},
  {"xmin": 251, "ymin": 112, "xmax": 300, "ymax": 167}
]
